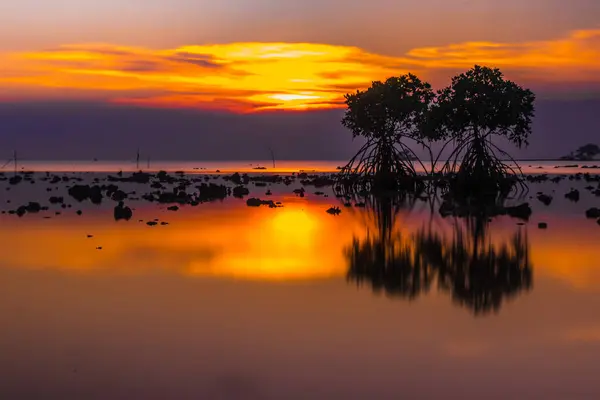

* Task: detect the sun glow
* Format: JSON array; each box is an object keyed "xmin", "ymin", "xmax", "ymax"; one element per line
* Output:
[{"xmin": 0, "ymin": 30, "xmax": 599, "ymax": 111}]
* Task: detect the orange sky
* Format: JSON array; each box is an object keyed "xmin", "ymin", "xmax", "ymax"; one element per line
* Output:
[{"xmin": 1, "ymin": 29, "xmax": 599, "ymax": 111}]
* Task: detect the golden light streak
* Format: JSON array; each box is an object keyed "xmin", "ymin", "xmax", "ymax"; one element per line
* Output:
[{"xmin": 0, "ymin": 29, "xmax": 599, "ymax": 111}]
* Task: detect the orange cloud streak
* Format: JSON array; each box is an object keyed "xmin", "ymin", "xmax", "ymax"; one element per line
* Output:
[{"xmin": 0, "ymin": 29, "xmax": 599, "ymax": 111}]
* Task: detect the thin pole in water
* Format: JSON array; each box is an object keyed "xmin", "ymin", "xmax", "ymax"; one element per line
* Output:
[
  {"xmin": 268, "ymin": 147, "xmax": 276, "ymax": 168},
  {"xmin": 136, "ymin": 148, "xmax": 140, "ymax": 170}
]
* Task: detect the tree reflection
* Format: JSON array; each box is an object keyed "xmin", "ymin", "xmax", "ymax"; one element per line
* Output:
[{"xmin": 345, "ymin": 195, "xmax": 533, "ymax": 316}]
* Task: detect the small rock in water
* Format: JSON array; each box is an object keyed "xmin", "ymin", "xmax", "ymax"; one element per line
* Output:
[
  {"xmin": 114, "ymin": 201, "xmax": 133, "ymax": 221},
  {"xmin": 76, "ymin": 210, "xmax": 82, "ymax": 215},
  {"xmin": 536, "ymin": 194, "xmax": 552, "ymax": 206},
  {"xmin": 246, "ymin": 198, "xmax": 277, "ymax": 207},
  {"xmin": 167, "ymin": 206, "xmax": 179, "ymax": 211},
  {"xmin": 565, "ymin": 189, "xmax": 580, "ymax": 202},
  {"xmin": 326, "ymin": 207, "xmax": 341, "ymax": 215},
  {"xmin": 586, "ymin": 208, "xmax": 600, "ymax": 219},
  {"xmin": 538, "ymin": 222, "xmax": 548, "ymax": 229},
  {"xmin": 147, "ymin": 221, "xmax": 158, "ymax": 226}
]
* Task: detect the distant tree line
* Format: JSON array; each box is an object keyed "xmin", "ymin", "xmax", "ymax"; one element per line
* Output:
[{"xmin": 561, "ymin": 143, "xmax": 600, "ymax": 161}]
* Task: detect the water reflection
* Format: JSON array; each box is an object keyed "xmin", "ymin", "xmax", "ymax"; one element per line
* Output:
[{"xmin": 346, "ymin": 195, "xmax": 533, "ymax": 315}]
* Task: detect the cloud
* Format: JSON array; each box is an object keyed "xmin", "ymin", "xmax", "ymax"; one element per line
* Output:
[{"xmin": 0, "ymin": 29, "xmax": 599, "ymax": 111}]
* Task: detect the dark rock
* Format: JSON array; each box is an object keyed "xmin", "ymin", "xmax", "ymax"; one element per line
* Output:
[
  {"xmin": 326, "ymin": 207, "xmax": 341, "ymax": 215},
  {"xmin": 505, "ymin": 203, "xmax": 532, "ymax": 221},
  {"xmin": 146, "ymin": 221, "xmax": 158, "ymax": 226},
  {"xmin": 246, "ymin": 198, "xmax": 277, "ymax": 207},
  {"xmin": 49, "ymin": 196, "xmax": 64, "ymax": 204},
  {"xmin": 538, "ymin": 222, "xmax": 548, "ymax": 229},
  {"xmin": 233, "ymin": 186, "xmax": 250, "ymax": 198},
  {"xmin": 111, "ymin": 190, "xmax": 128, "ymax": 202},
  {"xmin": 536, "ymin": 194, "xmax": 552, "ymax": 206},
  {"xmin": 25, "ymin": 202, "xmax": 42, "ymax": 213},
  {"xmin": 9, "ymin": 176, "xmax": 22, "ymax": 185},
  {"xmin": 197, "ymin": 183, "xmax": 228, "ymax": 202},
  {"xmin": 114, "ymin": 201, "xmax": 133, "ymax": 221},
  {"xmin": 565, "ymin": 189, "xmax": 580, "ymax": 202},
  {"xmin": 585, "ymin": 208, "xmax": 600, "ymax": 219},
  {"xmin": 167, "ymin": 206, "xmax": 179, "ymax": 211}
]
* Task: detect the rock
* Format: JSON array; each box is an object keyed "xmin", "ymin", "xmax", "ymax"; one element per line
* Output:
[
  {"xmin": 537, "ymin": 194, "xmax": 552, "ymax": 206},
  {"xmin": 68, "ymin": 185, "xmax": 90, "ymax": 202},
  {"xmin": 565, "ymin": 189, "xmax": 580, "ymax": 202},
  {"xmin": 146, "ymin": 221, "xmax": 158, "ymax": 226},
  {"xmin": 326, "ymin": 207, "xmax": 341, "ymax": 215},
  {"xmin": 167, "ymin": 205, "xmax": 179, "ymax": 211},
  {"xmin": 246, "ymin": 198, "xmax": 277, "ymax": 207},
  {"xmin": 160, "ymin": 222, "xmax": 169, "ymax": 226},
  {"xmin": 538, "ymin": 222, "xmax": 548, "ymax": 229},
  {"xmin": 25, "ymin": 202, "xmax": 42, "ymax": 213},
  {"xmin": 114, "ymin": 201, "xmax": 133, "ymax": 221},
  {"xmin": 197, "ymin": 183, "xmax": 228, "ymax": 202},
  {"xmin": 111, "ymin": 190, "xmax": 128, "ymax": 202},
  {"xmin": 293, "ymin": 188, "xmax": 305, "ymax": 197},
  {"xmin": 505, "ymin": 203, "xmax": 532, "ymax": 221},
  {"xmin": 68, "ymin": 184, "xmax": 103, "ymax": 203},
  {"xmin": 49, "ymin": 196, "xmax": 64, "ymax": 204},
  {"xmin": 9, "ymin": 176, "xmax": 22, "ymax": 185},
  {"xmin": 76, "ymin": 210, "xmax": 82, "ymax": 215},
  {"xmin": 233, "ymin": 186, "xmax": 250, "ymax": 198},
  {"xmin": 265, "ymin": 190, "xmax": 272, "ymax": 196},
  {"xmin": 586, "ymin": 208, "xmax": 600, "ymax": 219}
]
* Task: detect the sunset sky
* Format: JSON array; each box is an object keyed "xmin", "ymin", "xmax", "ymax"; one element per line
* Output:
[{"xmin": 0, "ymin": 0, "xmax": 599, "ymax": 159}]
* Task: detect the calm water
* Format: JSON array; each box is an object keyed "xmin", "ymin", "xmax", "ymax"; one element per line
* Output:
[{"xmin": 1, "ymin": 165, "xmax": 600, "ymax": 399}]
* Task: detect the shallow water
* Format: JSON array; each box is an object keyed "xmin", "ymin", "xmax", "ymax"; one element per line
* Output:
[{"xmin": 1, "ymin": 168, "xmax": 600, "ymax": 399}]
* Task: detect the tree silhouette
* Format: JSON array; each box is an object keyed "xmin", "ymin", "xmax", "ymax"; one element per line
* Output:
[
  {"xmin": 339, "ymin": 74, "xmax": 434, "ymax": 192},
  {"xmin": 562, "ymin": 143, "xmax": 600, "ymax": 161},
  {"xmin": 427, "ymin": 66, "xmax": 535, "ymax": 196},
  {"xmin": 346, "ymin": 195, "xmax": 533, "ymax": 316},
  {"xmin": 345, "ymin": 195, "xmax": 434, "ymax": 299}
]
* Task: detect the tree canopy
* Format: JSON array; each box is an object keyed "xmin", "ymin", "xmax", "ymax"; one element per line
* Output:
[
  {"xmin": 427, "ymin": 65, "xmax": 536, "ymax": 147},
  {"xmin": 564, "ymin": 143, "xmax": 600, "ymax": 160},
  {"xmin": 342, "ymin": 74, "xmax": 435, "ymax": 141}
]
